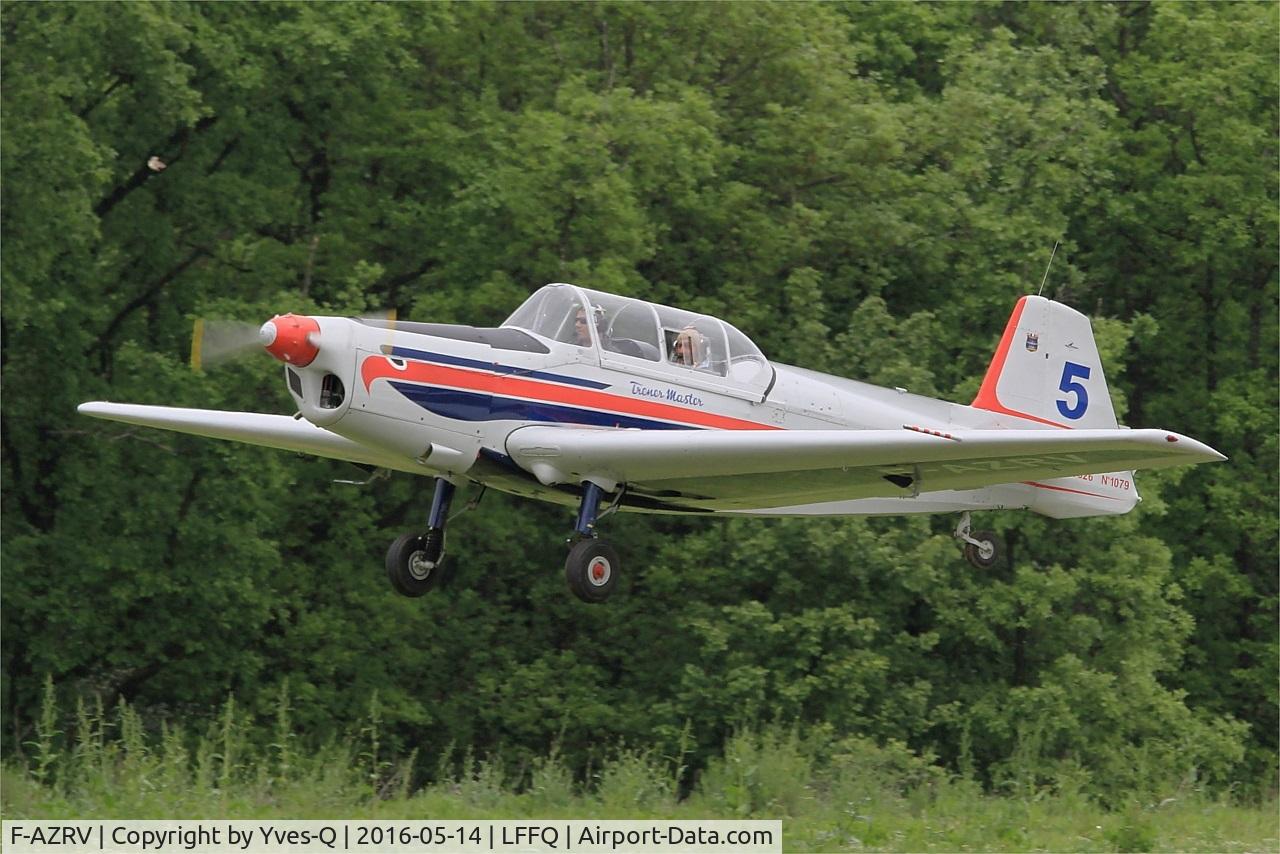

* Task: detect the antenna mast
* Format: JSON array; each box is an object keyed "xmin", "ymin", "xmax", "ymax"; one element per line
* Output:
[{"xmin": 1037, "ymin": 241, "xmax": 1060, "ymax": 297}]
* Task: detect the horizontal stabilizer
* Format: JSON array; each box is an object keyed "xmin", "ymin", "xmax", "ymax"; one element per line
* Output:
[{"xmin": 77, "ymin": 402, "xmax": 423, "ymax": 474}]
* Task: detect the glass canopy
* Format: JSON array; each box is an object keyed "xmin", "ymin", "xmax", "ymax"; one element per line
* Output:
[{"xmin": 503, "ymin": 284, "xmax": 773, "ymax": 395}]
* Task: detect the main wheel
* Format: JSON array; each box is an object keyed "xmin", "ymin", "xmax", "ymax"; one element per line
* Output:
[
  {"xmin": 564, "ymin": 539, "xmax": 619, "ymax": 604},
  {"xmin": 963, "ymin": 530, "xmax": 1001, "ymax": 569},
  {"xmin": 386, "ymin": 531, "xmax": 444, "ymax": 597}
]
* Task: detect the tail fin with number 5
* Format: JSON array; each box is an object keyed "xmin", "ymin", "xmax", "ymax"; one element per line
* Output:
[
  {"xmin": 973, "ymin": 296, "xmax": 1134, "ymax": 518},
  {"xmin": 972, "ymin": 295, "xmax": 1119, "ymax": 430}
]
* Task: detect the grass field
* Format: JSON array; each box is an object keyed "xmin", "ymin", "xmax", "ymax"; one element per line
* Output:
[{"xmin": 3, "ymin": 688, "xmax": 1276, "ymax": 852}]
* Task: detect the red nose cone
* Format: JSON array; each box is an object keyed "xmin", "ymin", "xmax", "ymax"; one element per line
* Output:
[{"xmin": 260, "ymin": 314, "xmax": 320, "ymax": 366}]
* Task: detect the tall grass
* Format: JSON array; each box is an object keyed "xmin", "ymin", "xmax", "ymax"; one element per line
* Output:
[{"xmin": 3, "ymin": 683, "xmax": 1276, "ymax": 852}]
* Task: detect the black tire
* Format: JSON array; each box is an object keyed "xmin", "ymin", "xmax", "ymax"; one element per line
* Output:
[
  {"xmin": 386, "ymin": 531, "xmax": 443, "ymax": 597},
  {"xmin": 564, "ymin": 539, "xmax": 619, "ymax": 604},
  {"xmin": 964, "ymin": 530, "xmax": 1002, "ymax": 569}
]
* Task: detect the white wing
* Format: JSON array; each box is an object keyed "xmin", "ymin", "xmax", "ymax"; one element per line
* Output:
[
  {"xmin": 78, "ymin": 402, "xmax": 424, "ymax": 474},
  {"xmin": 505, "ymin": 425, "xmax": 1225, "ymax": 508}
]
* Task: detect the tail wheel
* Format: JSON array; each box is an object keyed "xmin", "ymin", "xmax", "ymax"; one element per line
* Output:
[
  {"xmin": 386, "ymin": 531, "xmax": 444, "ymax": 597},
  {"xmin": 964, "ymin": 530, "xmax": 1001, "ymax": 569},
  {"xmin": 565, "ymin": 539, "xmax": 619, "ymax": 604}
]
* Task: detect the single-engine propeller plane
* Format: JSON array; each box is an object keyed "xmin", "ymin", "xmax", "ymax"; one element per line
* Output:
[{"xmin": 79, "ymin": 284, "xmax": 1225, "ymax": 603}]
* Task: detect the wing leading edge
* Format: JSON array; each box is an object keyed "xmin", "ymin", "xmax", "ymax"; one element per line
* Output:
[
  {"xmin": 77, "ymin": 402, "xmax": 426, "ymax": 474},
  {"xmin": 505, "ymin": 425, "xmax": 1226, "ymax": 508}
]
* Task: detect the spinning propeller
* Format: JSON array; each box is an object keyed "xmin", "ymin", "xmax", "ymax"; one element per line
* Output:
[
  {"xmin": 189, "ymin": 318, "xmax": 265, "ymax": 370},
  {"xmin": 189, "ymin": 310, "xmax": 396, "ymax": 370}
]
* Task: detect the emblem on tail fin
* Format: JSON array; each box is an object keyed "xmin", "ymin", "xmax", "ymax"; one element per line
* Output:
[{"xmin": 1025, "ymin": 333, "xmax": 1039, "ymax": 352}]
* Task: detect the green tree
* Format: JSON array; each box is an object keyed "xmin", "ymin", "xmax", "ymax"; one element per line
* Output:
[{"xmin": 2, "ymin": 1, "xmax": 1272, "ymax": 800}]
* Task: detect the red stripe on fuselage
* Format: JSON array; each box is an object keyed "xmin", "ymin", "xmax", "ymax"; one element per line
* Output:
[
  {"xmin": 1024, "ymin": 480, "xmax": 1122, "ymax": 500},
  {"xmin": 361, "ymin": 356, "xmax": 779, "ymax": 431}
]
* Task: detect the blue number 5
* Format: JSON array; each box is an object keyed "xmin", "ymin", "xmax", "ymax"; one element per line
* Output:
[{"xmin": 1056, "ymin": 361, "xmax": 1091, "ymax": 420}]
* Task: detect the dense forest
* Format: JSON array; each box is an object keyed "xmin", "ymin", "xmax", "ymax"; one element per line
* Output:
[{"xmin": 3, "ymin": 1, "xmax": 1276, "ymax": 806}]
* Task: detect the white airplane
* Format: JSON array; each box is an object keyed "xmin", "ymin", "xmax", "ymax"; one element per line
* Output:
[{"xmin": 79, "ymin": 284, "xmax": 1225, "ymax": 603}]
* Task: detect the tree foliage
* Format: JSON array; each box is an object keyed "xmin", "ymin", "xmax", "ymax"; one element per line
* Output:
[{"xmin": 3, "ymin": 1, "xmax": 1275, "ymax": 799}]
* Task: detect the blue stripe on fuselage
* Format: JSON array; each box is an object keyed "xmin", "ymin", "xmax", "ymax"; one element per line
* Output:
[{"xmin": 388, "ymin": 382, "xmax": 694, "ymax": 431}]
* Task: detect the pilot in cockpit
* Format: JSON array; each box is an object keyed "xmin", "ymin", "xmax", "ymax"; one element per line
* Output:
[{"xmin": 573, "ymin": 307, "xmax": 602, "ymax": 347}]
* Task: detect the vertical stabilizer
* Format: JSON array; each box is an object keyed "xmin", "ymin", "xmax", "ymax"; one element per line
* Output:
[
  {"xmin": 973, "ymin": 296, "xmax": 1134, "ymax": 519},
  {"xmin": 972, "ymin": 296, "xmax": 1118, "ymax": 430}
]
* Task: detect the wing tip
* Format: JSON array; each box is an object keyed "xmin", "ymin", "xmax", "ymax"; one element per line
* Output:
[
  {"xmin": 1161, "ymin": 432, "xmax": 1227, "ymax": 462},
  {"xmin": 1153, "ymin": 431, "xmax": 1227, "ymax": 464},
  {"xmin": 77, "ymin": 401, "xmax": 112, "ymax": 417}
]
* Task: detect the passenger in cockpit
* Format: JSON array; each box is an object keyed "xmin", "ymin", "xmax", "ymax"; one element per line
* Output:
[{"xmin": 672, "ymin": 326, "xmax": 710, "ymax": 369}]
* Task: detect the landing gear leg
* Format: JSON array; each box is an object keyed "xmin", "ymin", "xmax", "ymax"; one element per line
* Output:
[
  {"xmin": 954, "ymin": 511, "xmax": 1001, "ymax": 569},
  {"xmin": 564, "ymin": 482, "xmax": 619, "ymax": 604},
  {"xmin": 386, "ymin": 477, "xmax": 455, "ymax": 597}
]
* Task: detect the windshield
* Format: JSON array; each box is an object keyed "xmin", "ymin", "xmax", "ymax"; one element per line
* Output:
[{"xmin": 502, "ymin": 284, "xmax": 589, "ymax": 347}]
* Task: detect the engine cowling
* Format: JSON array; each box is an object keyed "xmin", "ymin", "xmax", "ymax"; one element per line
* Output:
[{"xmin": 260, "ymin": 314, "xmax": 320, "ymax": 367}]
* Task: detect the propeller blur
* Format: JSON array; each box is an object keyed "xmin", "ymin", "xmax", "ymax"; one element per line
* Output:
[{"xmin": 189, "ymin": 319, "xmax": 266, "ymax": 370}]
